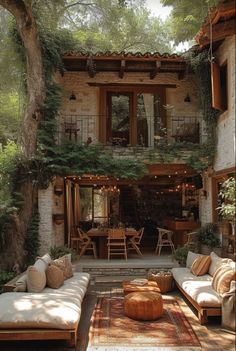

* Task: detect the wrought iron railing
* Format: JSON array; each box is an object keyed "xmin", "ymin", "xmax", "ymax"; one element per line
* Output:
[{"xmin": 57, "ymin": 114, "xmax": 206, "ymax": 146}]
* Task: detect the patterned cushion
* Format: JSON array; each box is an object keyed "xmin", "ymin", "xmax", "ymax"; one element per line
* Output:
[
  {"xmin": 46, "ymin": 265, "xmax": 64, "ymax": 289},
  {"xmin": 212, "ymin": 264, "xmax": 236, "ymax": 295},
  {"xmin": 51, "ymin": 255, "xmax": 73, "ymax": 280},
  {"xmin": 190, "ymin": 255, "xmax": 211, "ymax": 276}
]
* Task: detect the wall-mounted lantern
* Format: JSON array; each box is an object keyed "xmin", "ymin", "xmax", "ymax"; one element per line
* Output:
[
  {"xmin": 53, "ymin": 213, "xmax": 64, "ymax": 225},
  {"xmin": 54, "ymin": 186, "xmax": 63, "ymax": 196}
]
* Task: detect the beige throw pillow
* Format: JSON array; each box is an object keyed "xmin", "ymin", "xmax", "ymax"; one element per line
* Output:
[
  {"xmin": 13, "ymin": 274, "xmax": 27, "ymax": 292},
  {"xmin": 51, "ymin": 255, "xmax": 73, "ymax": 280},
  {"xmin": 46, "ymin": 265, "xmax": 64, "ymax": 289},
  {"xmin": 26, "ymin": 266, "xmax": 46, "ymax": 293},
  {"xmin": 186, "ymin": 251, "xmax": 202, "ymax": 268},
  {"xmin": 190, "ymin": 255, "xmax": 211, "ymax": 276},
  {"xmin": 208, "ymin": 252, "xmax": 230, "ymax": 276},
  {"xmin": 26, "ymin": 253, "xmax": 51, "ymax": 293},
  {"xmin": 212, "ymin": 264, "xmax": 236, "ymax": 295}
]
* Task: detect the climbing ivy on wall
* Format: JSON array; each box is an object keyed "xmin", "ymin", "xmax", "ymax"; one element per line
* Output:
[{"xmin": 147, "ymin": 48, "xmax": 219, "ymax": 173}]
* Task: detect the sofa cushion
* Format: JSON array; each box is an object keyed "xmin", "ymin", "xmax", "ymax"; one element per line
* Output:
[
  {"xmin": 0, "ymin": 272, "xmax": 90, "ymax": 329},
  {"xmin": 46, "ymin": 265, "xmax": 64, "ymax": 289},
  {"xmin": 212, "ymin": 264, "xmax": 236, "ymax": 296},
  {"xmin": 172, "ymin": 267, "xmax": 221, "ymax": 307},
  {"xmin": 191, "ymin": 255, "xmax": 211, "ymax": 276},
  {"xmin": 208, "ymin": 251, "xmax": 230, "ymax": 276},
  {"xmin": 186, "ymin": 251, "xmax": 202, "ymax": 268},
  {"xmin": 26, "ymin": 254, "xmax": 52, "ymax": 293},
  {"xmin": 26, "ymin": 266, "xmax": 46, "ymax": 293},
  {"xmin": 13, "ymin": 274, "xmax": 27, "ymax": 292},
  {"xmin": 51, "ymin": 255, "xmax": 73, "ymax": 280}
]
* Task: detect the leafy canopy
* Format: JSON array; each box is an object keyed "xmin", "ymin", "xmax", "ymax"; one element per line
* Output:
[{"xmin": 160, "ymin": 0, "xmax": 220, "ymax": 44}]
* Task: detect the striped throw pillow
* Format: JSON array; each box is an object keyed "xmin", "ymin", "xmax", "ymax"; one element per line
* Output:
[
  {"xmin": 212, "ymin": 264, "xmax": 236, "ymax": 295},
  {"xmin": 190, "ymin": 255, "xmax": 211, "ymax": 276}
]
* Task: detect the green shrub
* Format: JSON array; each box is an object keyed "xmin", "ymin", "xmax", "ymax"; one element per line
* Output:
[
  {"xmin": 23, "ymin": 213, "xmax": 40, "ymax": 269},
  {"xmin": 50, "ymin": 245, "xmax": 75, "ymax": 261},
  {"xmin": 197, "ymin": 223, "xmax": 221, "ymax": 248},
  {"xmin": 173, "ymin": 245, "xmax": 189, "ymax": 266},
  {"xmin": 0, "ymin": 270, "xmax": 16, "ymax": 285}
]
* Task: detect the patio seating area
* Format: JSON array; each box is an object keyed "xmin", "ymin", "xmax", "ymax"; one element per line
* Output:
[{"xmin": 1, "ymin": 272, "xmax": 235, "ymax": 351}]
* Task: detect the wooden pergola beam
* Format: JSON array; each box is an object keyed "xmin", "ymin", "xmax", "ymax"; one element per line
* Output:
[{"xmin": 119, "ymin": 60, "xmax": 126, "ymax": 78}]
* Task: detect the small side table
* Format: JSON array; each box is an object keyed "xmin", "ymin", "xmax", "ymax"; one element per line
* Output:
[{"xmin": 122, "ymin": 280, "xmax": 160, "ymax": 296}]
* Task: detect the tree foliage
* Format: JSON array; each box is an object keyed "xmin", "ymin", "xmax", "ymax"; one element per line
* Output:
[{"xmin": 160, "ymin": 0, "xmax": 220, "ymax": 44}]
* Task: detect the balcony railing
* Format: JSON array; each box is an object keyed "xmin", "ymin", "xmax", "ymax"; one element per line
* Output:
[{"xmin": 57, "ymin": 114, "xmax": 206, "ymax": 147}]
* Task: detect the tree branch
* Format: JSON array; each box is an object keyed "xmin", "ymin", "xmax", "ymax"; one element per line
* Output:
[
  {"xmin": 64, "ymin": 1, "xmax": 95, "ymax": 10},
  {"xmin": 0, "ymin": 0, "xmax": 32, "ymax": 26}
]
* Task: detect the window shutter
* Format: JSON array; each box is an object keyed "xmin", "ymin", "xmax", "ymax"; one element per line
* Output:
[{"xmin": 211, "ymin": 62, "xmax": 223, "ymax": 110}]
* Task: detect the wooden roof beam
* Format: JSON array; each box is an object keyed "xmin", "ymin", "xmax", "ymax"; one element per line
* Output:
[
  {"xmin": 86, "ymin": 57, "xmax": 96, "ymax": 78},
  {"xmin": 119, "ymin": 60, "xmax": 126, "ymax": 78},
  {"xmin": 197, "ymin": 18, "xmax": 236, "ymax": 46},
  {"xmin": 150, "ymin": 61, "xmax": 161, "ymax": 79}
]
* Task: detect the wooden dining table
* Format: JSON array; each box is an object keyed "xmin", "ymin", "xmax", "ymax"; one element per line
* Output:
[{"xmin": 87, "ymin": 227, "xmax": 138, "ymax": 259}]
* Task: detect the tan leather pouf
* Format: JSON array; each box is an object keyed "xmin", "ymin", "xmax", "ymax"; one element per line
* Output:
[{"xmin": 124, "ymin": 291, "xmax": 163, "ymax": 321}]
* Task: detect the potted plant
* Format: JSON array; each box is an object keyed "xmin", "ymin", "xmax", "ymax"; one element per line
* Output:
[
  {"xmin": 196, "ymin": 223, "xmax": 221, "ymax": 255},
  {"xmin": 173, "ymin": 245, "xmax": 189, "ymax": 266},
  {"xmin": 217, "ymin": 177, "xmax": 236, "ymax": 236}
]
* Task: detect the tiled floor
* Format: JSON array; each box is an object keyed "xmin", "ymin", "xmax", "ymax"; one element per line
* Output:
[{"xmin": 1, "ymin": 255, "xmax": 235, "ymax": 351}]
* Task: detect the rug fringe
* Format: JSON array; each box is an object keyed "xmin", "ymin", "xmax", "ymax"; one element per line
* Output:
[{"xmin": 87, "ymin": 346, "xmax": 202, "ymax": 351}]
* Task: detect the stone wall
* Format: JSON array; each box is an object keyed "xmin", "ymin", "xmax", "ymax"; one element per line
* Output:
[{"xmin": 55, "ymin": 70, "xmax": 201, "ymax": 144}]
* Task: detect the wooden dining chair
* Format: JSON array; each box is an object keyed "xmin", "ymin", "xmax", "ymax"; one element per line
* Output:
[
  {"xmin": 185, "ymin": 231, "xmax": 198, "ymax": 250},
  {"xmin": 155, "ymin": 227, "xmax": 175, "ymax": 255},
  {"xmin": 107, "ymin": 229, "xmax": 127, "ymax": 260},
  {"xmin": 71, "ymin": 227, "xmax": 97, "ymax": 259},
  {"xmin": 127, "ymin": 227, "xmax": 144, "ymax": 256}
]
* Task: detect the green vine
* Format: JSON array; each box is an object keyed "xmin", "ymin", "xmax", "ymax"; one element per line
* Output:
[{"xmin": 23, "ymin": 212, "xmax": 40, "ymax": 269}]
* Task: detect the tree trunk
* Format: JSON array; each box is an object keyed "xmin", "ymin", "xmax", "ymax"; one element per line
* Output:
[
  {"xmin": 0, "ymin": 0, "xmax": 44, "ymax": 270},
  {"xmin": 0, "ymin": 0, "xmax": 45, "ymax": 156}
]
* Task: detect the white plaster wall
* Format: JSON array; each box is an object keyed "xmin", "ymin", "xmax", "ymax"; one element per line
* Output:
[
  {"xmin": 38, "ymin": 183, "xmax": 54, "ymax": 255},
  {"xmin": 38, "ymin": 178, "xmax": 65, "ymax": 255},
  {"xmin": 200, "ymin": 35, "xmax": 236, "ymax": 225},
  {"xmin": 199, "ymin": 171, "xmax": 213, "ymax": 224},
  {"xmin": 214, "ymin": 36, "xmax": 236, "ymax": 171}
]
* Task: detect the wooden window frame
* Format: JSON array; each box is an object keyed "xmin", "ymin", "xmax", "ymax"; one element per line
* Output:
[
  {"xmin": 99, "ymin": 85, "xmax": 166, "ymax": 145},
  {"xmin": 212, "ymin": 167, "xmax": 235, "ymax": 222},
  {"xmin": 211, "ymin": 60, "xmax": 228, "ymax": 112}
]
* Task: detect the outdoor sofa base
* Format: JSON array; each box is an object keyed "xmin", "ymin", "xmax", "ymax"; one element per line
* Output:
[
  {"xmin": 0, "ymin": 327, "xmax": 78, "ymax": 347},
  {"xmin": 0, "ymin": 271, "xmax": 91, "ymax": 347},
  {"xmin": 175, "ymin": 281, "xmax": 222, "ymax": 325}
]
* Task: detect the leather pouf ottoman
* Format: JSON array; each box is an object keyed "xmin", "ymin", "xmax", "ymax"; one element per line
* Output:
[{"xmin": 124, "ymin": 291, "xmax": 163, "ymax": 321}]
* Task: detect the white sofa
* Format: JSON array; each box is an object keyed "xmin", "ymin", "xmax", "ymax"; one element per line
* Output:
[
  {"xmin": 0, "ymin": 255, "xmax": 90, "ymax": 347},
  {"xmin": 172, "ymin": 251, "xmax": 235, "ymax": 325}
]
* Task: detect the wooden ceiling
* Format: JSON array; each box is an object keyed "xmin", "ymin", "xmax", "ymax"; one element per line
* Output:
[
  {"xmin": 62, "ymin": 52, "xmax": 189, "ymax": 80},
  {"xmin": 195, "ymin": 0, "xmax": 236, "ymax": 47}
]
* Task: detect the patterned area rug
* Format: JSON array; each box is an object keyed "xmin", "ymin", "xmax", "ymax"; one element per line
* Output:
[{"xmin": 88, "ymin": 296, "xmax": 201, "ymax": 351}]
